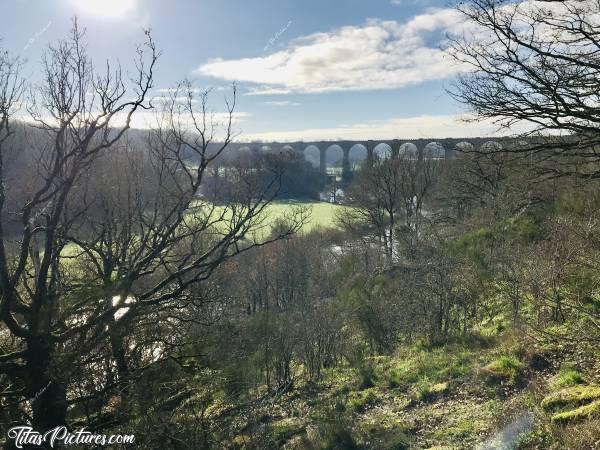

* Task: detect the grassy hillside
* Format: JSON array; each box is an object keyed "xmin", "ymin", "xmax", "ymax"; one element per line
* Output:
[{"xmin": 176, "ymin": 330, "xmax": 599, "ymax": 449}]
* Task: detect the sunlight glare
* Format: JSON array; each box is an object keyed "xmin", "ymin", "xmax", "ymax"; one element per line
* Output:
[{"xmin": 68, "ymin": 0, "xmax": 138, "ymax": 20}]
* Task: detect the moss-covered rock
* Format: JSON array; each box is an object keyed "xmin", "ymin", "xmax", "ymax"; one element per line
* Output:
[
  {"xmin": 541, "ymin": 385, "xmax": 600, "ymax": 411},
  {"xmin": 551, "ymin": 400, "xmax": 600, "ymax": 424}
]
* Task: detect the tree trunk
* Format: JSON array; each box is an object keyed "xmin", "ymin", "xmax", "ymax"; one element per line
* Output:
[
  {"xmin": 109, "ymin": 325, "xmax": 131, "ymax": 400},
  {"xmin": 26, "ymin": 336, "xmax": 67, "ymax": 432}
]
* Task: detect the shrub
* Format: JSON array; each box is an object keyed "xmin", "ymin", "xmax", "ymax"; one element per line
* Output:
[
  {"xmin": 551, "ymin": 366, "xmax": 586, "ymax": 389},
  {"xmin": 415, "ymin": 382, "xmax": 449, "ymax": 402},
  {"xmin": 273, "ymin": 418, "xmax": 305, "ymax": 445},
  {"xmin": 322, "ymin": 427, "xmax": 359, "ymax": 450},
  {"xmin": 348, "ymin": 388, "xmax": 379, "ymax": 412},
  {"xmin": 357, "ymin": 361, "xmax": 376, "ymax": 390},
  {"xmin": 482, "ymin": 355, "xmax": 524, "ymax": 385},
  {"xmin": 387, "ymin": 370, "xmax": 401, "ymax": 389}
]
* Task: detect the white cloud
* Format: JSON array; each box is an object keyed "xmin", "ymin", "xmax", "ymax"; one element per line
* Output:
[
  {"xmin": 197, "ymin": 9, "xmax": 469, "ymax": 95},
  {"xmin": 262, "ymin": 101, "xmax": 301, "ymax": 107},
  {"xmin": 391, "ymin": 0, "xmax": 432, "ymax": 6},
  {"xmin": 151, "ymin": 96, "xmax": 197, "ymax": 104},
  {"xmin": 18, "ymin": 110, "xmax": 251, "ymax": 136},
  {"xmin": 240, "ymin": 114, "xmax": 535, "ymax": 142},
  {"xmin": 156, "ymin": 87, "xmax": 205, "ymax": 94},
  {"xmin": 123, "ymin": 111, "xmax": 251, "ymax": 131}
]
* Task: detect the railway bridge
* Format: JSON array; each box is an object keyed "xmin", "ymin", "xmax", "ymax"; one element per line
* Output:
[{"xmin": 226, "ymin": 137, "xmax": 510, "ymax": 181}]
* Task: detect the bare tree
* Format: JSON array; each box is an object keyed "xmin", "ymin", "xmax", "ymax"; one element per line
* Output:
[
  {"xmin": 440, "ymin": 146, "xmax": 550, "ymax": 225},
  {"xmin": 341, "ymin": 154, "xmax": 439, "ymax": 265},
  {"xmin": 61, "ymin": 81, "xmax": 308, "ymax": 419},
  {"xmin": 0, "ymin": 20, "xmax": 158, "ymax": 433},
  {"xmin": 0, "ymin": 46, "xmax": 24, "ymax": 152},
  {"xmin": 0, "ymin": 21, "xmax": 309, "ymax": 437},
  {"xmin": 447, "ymin": 0, "xmax": 600, "ymax": 177},
  {"xmin": 0, "ymin": 39, "xmax": 27, "ymax": 444}
]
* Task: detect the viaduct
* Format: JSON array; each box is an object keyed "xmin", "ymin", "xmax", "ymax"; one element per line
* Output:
[{"xmin": 223, "ymin": 137, "xmax": 512, "ymax": 181}]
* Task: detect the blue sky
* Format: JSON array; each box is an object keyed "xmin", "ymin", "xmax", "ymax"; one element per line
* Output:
[{"xmin": 0, "ymin": 0, "xmax": 504, "ymax": 141}]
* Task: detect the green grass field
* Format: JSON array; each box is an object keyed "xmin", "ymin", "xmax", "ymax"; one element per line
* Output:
[
  {"xmin": 263, "ymin": 200, "xmax": 346, "ymax": 233},
  {"xmin": 59, "ymin": 200, "xmax": 347, "ymax": 260},
  {"xmin": 200, "ymin": 200, "xmax": 349, "ymax": 240}
]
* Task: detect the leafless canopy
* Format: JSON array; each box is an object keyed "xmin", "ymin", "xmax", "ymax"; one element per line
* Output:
[
  {"xmin": 447, "ymin": 0, "xmax": 600, "ymax": 177},
  {"xmin": 0, "ymin": 19, "xmax": 307, "ymax": 433}
]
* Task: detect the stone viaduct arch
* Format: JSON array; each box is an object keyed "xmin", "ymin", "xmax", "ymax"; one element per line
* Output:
[{"xmin": 225, "ymin": 138, "xmax": 509, "ymax": 182}]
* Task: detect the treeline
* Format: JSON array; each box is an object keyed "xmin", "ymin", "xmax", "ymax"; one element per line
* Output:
[{"xmin": 201, "ymin": 149, "xmax": 328, "ymax": 202}]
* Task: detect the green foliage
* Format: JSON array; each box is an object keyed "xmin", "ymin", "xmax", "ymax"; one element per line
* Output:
[
  {"xmin": 449, "ymin": 227, "xmax": 495, "ymax": 268},
  {"xmin": 309, "ymin": 400, "xmax": 361, "ymax": 450},
  {"xmin": 415, "ymin": 382, "xmax": 449, "ymax": 402},
  {"xmin": 503, "ymin": 215, "xmax": 540, "ymax": 243},
  {"xmin": 387, "ymin": 369, "xmax": 402, "ymax": 389},
  {"xmin": 357, "ymin": 362, "xmax": 376, "ymax": 390},
  {"xmin": 385, "ymin": 433, "xmax": 412, "ymax": 450},
  {"xmin": 348, "ymin": 388, "xmax": 379, "ymax": 412},
  {"xmin": 355, "ymin": 412, "xmax": 413, "ymax": 449},
  {"xmin": 321, "ymin": 427, "xmax": 359, "ymax": 450},
  {"xmin": 554, "ymin": 188, "xmax": 600, "ymax": 216},
  {"xmin": 341, "ymin": 275, "xmax": 404, "ymax": 354},
  {"xmin": 551, "ymin": 366, "xmax": 586, "ymax": 390},
  {"xmin": 272, "ymin": 418, "xmax": 305, "ymax": 444},
  {"xmin": 125, "ymin": 169, "xmax": 600, "ymax": 449},
  {"xmin": 432, "ymin": 417, "xmax": 484, "ymax": 440},
  {"xmin": 384, "ymin": 343, "xmax": 477, "ymax": 392},
  {"xmin": 550, "ymin": 418, "xmax": 600, "ymax": 449},
  {"xmin": 222, "ymin": 357, "xmax": 259, "ymax": 400},
  {"xmin": 482, "ymin": 355, "xmax": 524, "ymax": 385}
]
